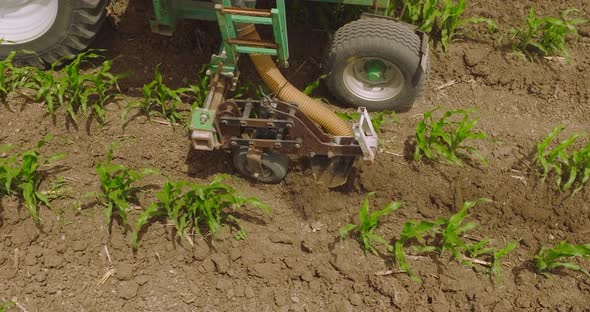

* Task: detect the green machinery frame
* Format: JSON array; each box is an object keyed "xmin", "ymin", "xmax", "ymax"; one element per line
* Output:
[{"xmin": 151, "ymin": 0, "xmax": 391, "ymax": 77}]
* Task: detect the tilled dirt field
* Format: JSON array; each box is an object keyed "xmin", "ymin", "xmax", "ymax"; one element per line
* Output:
[{"xmin": 1, "ymin": 0, "xmax": 590, "ymax": 311}]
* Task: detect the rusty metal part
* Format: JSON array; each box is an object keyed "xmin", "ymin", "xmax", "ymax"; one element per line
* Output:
[
  {"xmin": 214, "ymin": 98, "xmax": 377, "ymax": 165},
  {"xmin": 227, "ymin": 38, "xmax": 278, "ymax": 49},
  {"xmin": 245, "ymin": 147, "xmax": 264, "ymax": 177},
  {"xmin": 221, "ymin": 7, "xmax": 272, "ymax": 17}
]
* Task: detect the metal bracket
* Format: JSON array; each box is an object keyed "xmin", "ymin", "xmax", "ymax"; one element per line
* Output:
[
  {"xmin": 190, "ymin": 108, "xmax": 218, "ymax": 151},
  {"xmin": 353, "ymin": 107, "xmax": 379, "ymax": 164}
]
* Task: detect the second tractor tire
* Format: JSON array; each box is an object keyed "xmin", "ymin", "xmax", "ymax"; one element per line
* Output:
[{"xmin": 325, "ymin": 18, "xmax": 428, "ymax": 112}]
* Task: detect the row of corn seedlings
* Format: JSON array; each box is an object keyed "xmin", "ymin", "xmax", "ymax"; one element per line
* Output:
[
  {"xmin": 0, "ymin": 140, "xmax": 269, "ymax": 250},
  {"xmin": 2, "ymin": 140, "xmax": 587, "ymax": 277},
  {"xmin": 0, "ymin": 51, "xmax": 211, "ymax": 126},
  {"xmin": 386, "ymin": 1, "xmax": 587, "ymax": 60},
  {"xmin": 88, "ymin": 143, "xmax": 270, "ymax": 249},
  {"xmin": 413, "ymin": 108, "xmax": 590, "ymax": 195},
  {"xmin": 0, "ymin": 137, "xmax": 64, "ymax": 223},
  {"xmin": 341, "ymin": 194, "xmax": 589, "ymax": 282}
]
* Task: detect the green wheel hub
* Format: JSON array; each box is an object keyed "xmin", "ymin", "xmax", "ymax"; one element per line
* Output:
[
  {"xmin": 342, "ymin": 57, "xmax": 405, "ymax": 102},
  {"xmin": 364, "ymin": 59, "xmax": 387, "ymax": 82}
]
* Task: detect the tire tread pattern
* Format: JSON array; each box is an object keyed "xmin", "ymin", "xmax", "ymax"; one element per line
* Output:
[
  {"xmin": 326, "ymin": 18, "xmax": 429, "ymax": 112},
  {"xmin": 18, "ymin": 0, "xmax": 108, "ymax": 66}
]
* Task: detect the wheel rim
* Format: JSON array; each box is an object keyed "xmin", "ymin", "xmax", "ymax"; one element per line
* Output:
[
  {"xmin": 0, "ymin": 0, "xmax": 59, "ymax": 45},
  {"xmin": 342, "ymin": 57, "xmax": 404, "ymax": 102}
]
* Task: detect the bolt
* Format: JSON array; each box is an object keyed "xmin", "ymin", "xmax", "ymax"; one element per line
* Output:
[
  {"xmin": 294, "ymin": 144, "xmax": 301, "ymax": 149},
  {"xmin": 231, "ymin": 141, "xmax": 237, "ymax": 146},
  {"xmin": 286, "ymin": 123, "xmax": 293, "ymax": 128},
  {"xmin": 200, "ymin": 114, "xmax": 208, "ymax": 123}
]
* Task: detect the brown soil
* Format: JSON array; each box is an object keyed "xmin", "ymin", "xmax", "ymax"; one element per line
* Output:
[{"xmin": 2, "ymin": 0, "xmax": 590, "ymax": 311}]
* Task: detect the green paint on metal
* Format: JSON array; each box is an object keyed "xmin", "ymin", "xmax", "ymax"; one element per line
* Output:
[
  {"xmin": 190, "ymin": 108, "xmax": 216, "ymax": 131},
  {"xmin": 364, "ymin": 59, "xmax": 387, "ymax": 81},
  {"xmin": 232, "ymin": 15, "xmax": 273, "ymax": 25},
  {"xmin": 272, "ymin": 1, "xmax": 289, "ymax": 67},
  {"xmin": 236, "ymin": 46, "xmax": 278, "ymax": 55}
]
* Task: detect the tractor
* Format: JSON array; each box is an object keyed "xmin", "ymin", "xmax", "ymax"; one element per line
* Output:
[{"xmin": 0, "ymin": 0, "xmax": 429, "ymax": 187}]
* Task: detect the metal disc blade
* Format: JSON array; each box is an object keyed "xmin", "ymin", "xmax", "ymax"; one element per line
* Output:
[{"xmin": 311, "ymin": 156, "xmax": 355, "ymax": 188}]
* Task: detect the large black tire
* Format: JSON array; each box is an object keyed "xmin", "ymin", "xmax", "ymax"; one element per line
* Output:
[
  {"xmin": 0, "ymin": 0, "xmax": 108, "ymax": 66},
  {"xmin": 325, "ymin": 18, "xmax": 429, "ymax": 112}
]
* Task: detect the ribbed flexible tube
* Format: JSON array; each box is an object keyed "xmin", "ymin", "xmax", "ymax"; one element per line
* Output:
[{"xmin": 239, "ymin": 25, "xmax": 353, "ymax": 136}]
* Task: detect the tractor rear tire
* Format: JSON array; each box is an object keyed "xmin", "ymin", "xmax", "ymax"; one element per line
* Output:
[
  {"xmin": 0, "ymin": 0, "xmax": 108, "ymax": 66},
  {"xmin": 325, "ymin": 18, "xmax": 428, "ymax": 112}
]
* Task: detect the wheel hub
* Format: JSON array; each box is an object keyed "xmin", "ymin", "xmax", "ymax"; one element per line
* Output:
[
  {"xmin": 0, "ymin": 0, "xmax": 59, "ymax": 45},
  {"xmin": 343, "ymin": 57, "xmax": 404, "ymax": 102}
]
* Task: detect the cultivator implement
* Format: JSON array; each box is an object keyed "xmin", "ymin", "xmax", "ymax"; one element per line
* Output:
[{"xmin": 191, "ymin": 69, "xmax": 379, "ymax": 186}]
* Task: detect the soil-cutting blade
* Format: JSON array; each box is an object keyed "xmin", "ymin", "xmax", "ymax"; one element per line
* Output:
[{"xmin": 311, "ymin": 156, "xmax": 355, "ymax": 188}]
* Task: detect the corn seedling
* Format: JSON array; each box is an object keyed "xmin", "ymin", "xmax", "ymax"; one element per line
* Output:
[
  {"xmin": 392, "ymin": 219, "xmax": 442, "ymax": 281},
  {"xmin": 30, "ymin": 50, "xmax": 123, "ymax": 123},
  {"xmin": 510, "ymin": 8, "xmax": 587, "ymax": 60},
  {"xmin": 0, "ymin": 300, "xmax": 15, "ymax": 312},
  {"xmin": 388, "ymin": 0, "xmax": 497, "ymax": 50},
  {"xmin": 414, "ymin": 107, "xmax": 487, "ymax": 166},
  {"xmin": 534, "ymin": 242, "xmax": 590, "ymax": 277},
  {"xmin": 536, "ymin": 125, "xmax": 590, "ymax": 194},
  {"xmin": 393, "ymin": 199, "xmax": 517, "ymax": 282},
  {"xmin": 489, "ymin": 241, "xmax": 519, "ymax": 283},
  {"xmin": 340, "ymin": 193, "xmax": 402, "ymax": 255},
  {"xmin": 303, "ymin": 74, "xmax": 328, "ymax": 96},
  {"xmin": 124, "ymin": 65, "xmax": 208, "ymax": 125},
  {"xmin": 0, "ymin": 51, "xmax": 36, "ymax": 103},
  {"xmin": 131, "ymin": 175, "xmax": 270, "ymax": 249},
  {"xmin": 93, "ymin": 143, "xmax": 158, "ymax": 231},
  {"xmin": 439, "ymin": 198, "xmax": 491, "ymax": 261},
  {"xmin": 0, "ymin": 138, "xmax": 65, "ymax": 223}
]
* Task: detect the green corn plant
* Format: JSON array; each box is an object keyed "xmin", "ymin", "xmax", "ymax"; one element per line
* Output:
[
  {"xmin": 464, "ymin": 239, "xmax": 494, "ymax": 258},
  {"xmin": 0, "ymin": 300, "xmax": 15, "ymax": 312},
  {"xmin": 30, "ymin": 50, "xmax": 123, "ymax": 123},
  {"xmin": 123, "ymin": 64, "xmax": 205, "ymax": 125},
  {"xmin": 414, "ymin": 107, "xmax": 487, "ymax": 166},
  {"xmin": 189, "ymin": 69, "xmax": 211, "ymax": 108},
  {"xmin": 388, "ymin": 0, "xmax": 497, "ymax": 50},
  {"xmin": 534, "ymin": 242, "xmax": 590, "ymax": 277},
  {"xmin": 0, "ymin": 51, "xmax": 36, "ymax": 103},
  {"xmin": 489, "ymin": 241, "xmax": 519, "ymax": 283},
  {"xmin": 439, "ymin": 198, "xmax": 491, "ymax": 261},
  {"xmin": 0, "ymin": 138, "xmax": 65, "ymax": 223},
  {"xmin": 392, "ymin": 219, "xmax": 442, "ymax": 281},
  {"xmin": 340, "ymin": 193, "xmax": 402, "ymax": 255},
  {"xmin": 511, "ymin": 8, "xmax": 587, "ymax": 60},
  {"xmin": 392, "ymin": 198, "xmax": 517, "ymax": 282},
  {"xmin": 93, "ymin": 143, "xmax": 157, "ymax": 231},
  {"xmin": 536, "ymin": 125, "xmax": 590, "ymax": 194},
  {"xmin": 95, "ymin": 162, "xmax": 157, "ymax": 232},
  {"xmin": 303, "ymin": 74, "xmax": 328, "ymax": 96},
  {"xmin": 131, "ymin": 175, "xmax": 270, "ymax": 249}
]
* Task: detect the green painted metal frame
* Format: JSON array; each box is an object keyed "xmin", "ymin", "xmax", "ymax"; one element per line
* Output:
[{"xmin": 151, "ymin": 0, "xmax": 390, "ymax": 76}]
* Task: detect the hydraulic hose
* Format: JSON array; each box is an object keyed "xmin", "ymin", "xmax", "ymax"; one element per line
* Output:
[{"xmin": 238, "ymin": 25, "xmax": 354, "ymax": 136}]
